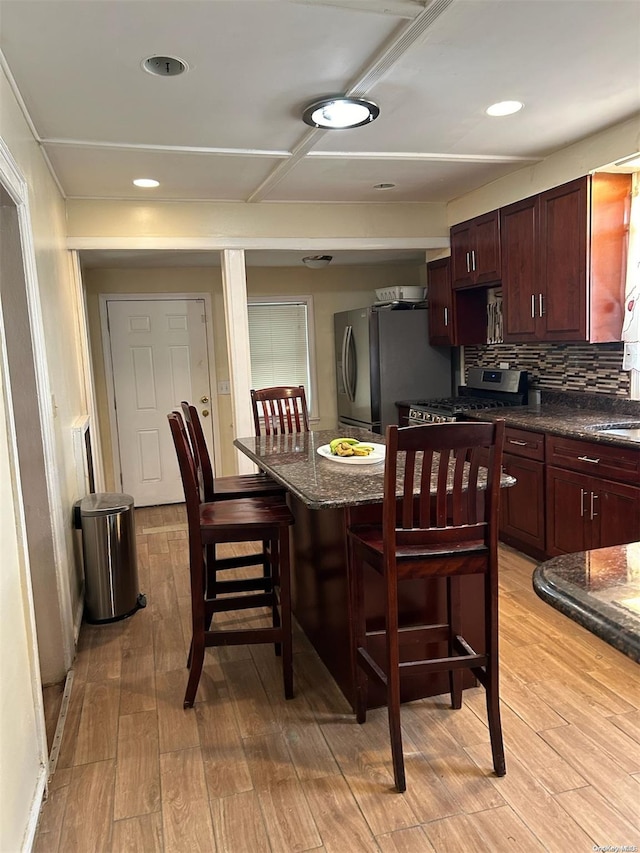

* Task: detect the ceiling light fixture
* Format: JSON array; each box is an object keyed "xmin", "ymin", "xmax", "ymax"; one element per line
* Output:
[
  {"xmin": 133, "ymin": 178, "xmax": 160, "ymax": 188},
  {"xmin": 302, "ymin": 97, "xmax": 379, "ymax": 130},
  {"xmin": 485, "ymin": 100, "xmax": 524, "ymax": 117},
  {"xmin": 302, "ymin": 255, "xmax": 333, "ymax": 269}
]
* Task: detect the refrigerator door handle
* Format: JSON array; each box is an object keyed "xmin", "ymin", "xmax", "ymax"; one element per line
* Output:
[{"xmin": 343, "ymin": 325, "xmax": 356, "ymax": 402}]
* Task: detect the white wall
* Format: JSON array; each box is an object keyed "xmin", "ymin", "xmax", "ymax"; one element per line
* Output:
[
  {"xmin": 1, "ymin": 63, "xmax": 88, "ymax": 851},
  {"xmin": 0, "ymin": 367, "xmax": 46, "ymax": 853},
  {"xmin": 1, "ymin": 68, "xmax": 87, "ymax": 681}
]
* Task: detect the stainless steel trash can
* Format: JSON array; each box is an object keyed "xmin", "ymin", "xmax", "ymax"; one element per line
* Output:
[{"xmin": 79, "ymin": 492, "xmax": 146, "ymax": 623}]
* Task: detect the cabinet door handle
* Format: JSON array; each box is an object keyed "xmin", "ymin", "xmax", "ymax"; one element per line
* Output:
[
  {"xmin": 539, "ymin": 293, "xmax": 544, "ymax": 317},
  {"xmin": 471, "ymin": 250, "xmax": 476, "ymax": 271},
  {"xmin": 577, "ymin": 455, "xmax": 600, "ymax": 464},
  {"xmin": 466, "ymin": 251, "xmax": 470, "ymax": 273},
  {"xmin": 580, "ymin": 488, "xmax": 587, "ymax": 517},
  {"xmin": 508, "ymin": 439, "xmax": 528, "ymax": 446},
  {"xmin": 531, "ymin": 294, "xmax": 536, "ymax": 318},
  {"xmin": 444, "ymin": 307, "xmax": 448, "ymax": 326},
  {"xmin": 590, "ymin": 491, "xmax": 598, "ymax": 520}
]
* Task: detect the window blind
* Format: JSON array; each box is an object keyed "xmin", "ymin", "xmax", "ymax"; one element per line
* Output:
[{"xmin": 247, "ymin": 301, "xmax": 311, "ymax": 405}]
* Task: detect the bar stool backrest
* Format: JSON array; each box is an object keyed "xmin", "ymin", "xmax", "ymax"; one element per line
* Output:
[{"xmin": 250, "ymin": 385, "xmax": 310, "ymax": 436}]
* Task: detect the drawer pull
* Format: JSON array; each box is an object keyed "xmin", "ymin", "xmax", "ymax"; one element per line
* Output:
[
  {"xmin": 508, "ymin": 439, "xmax": 528, "ymax": 446},
  {"xmin": 577, "ymin": 455, "xmax": 600, "ymax": 464}
]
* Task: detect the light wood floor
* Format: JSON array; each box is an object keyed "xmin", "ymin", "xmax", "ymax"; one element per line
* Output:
[{"xmin": 34, "ymin": 503, "xmax": 640, "ymax": 852}]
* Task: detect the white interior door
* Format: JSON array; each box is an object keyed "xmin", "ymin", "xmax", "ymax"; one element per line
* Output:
[{"xmin": 107, "ymin": 298, "xmax": 214, "ymax": 506}]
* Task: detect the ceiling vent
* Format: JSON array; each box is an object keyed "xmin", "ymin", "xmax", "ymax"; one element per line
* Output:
[{"xmin": 142, "ymin": 56, "xmax": 188, "ymax": 77}]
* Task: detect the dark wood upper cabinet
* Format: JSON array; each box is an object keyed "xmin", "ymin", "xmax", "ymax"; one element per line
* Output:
[
  {"xmin": 451, "ymin": 210, "xmax": 501, "ymax": 289},
  {"xmin": 426, "ymin": 258, "xmax": 454, "ymax": 345},
  {"xmin": 501, "ymin": 173, "xmax": 631, "ymax": 343},
  {"xmin": 500, "ymin": 195, "xmax": 538, "ymax": 342},
  {"xmin": 427, "ymin": 257, "xmax": 489, "ymax": 346}
]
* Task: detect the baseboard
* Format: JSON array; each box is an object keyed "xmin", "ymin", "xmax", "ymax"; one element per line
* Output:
[
  {"xmin": 22, "ymin": 763, "xmax": 48, "ymax": 852},
  {"xmin": 73, "ymin": 583, "xmax": 85, "ymax": 643}
]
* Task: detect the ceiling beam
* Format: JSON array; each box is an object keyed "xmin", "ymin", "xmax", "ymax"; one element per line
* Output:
[{"xmin": 246, "ymin": 0, "xmax": 455, "ymax": 203}]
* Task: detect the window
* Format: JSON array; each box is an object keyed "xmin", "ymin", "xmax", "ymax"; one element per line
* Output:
[{"xmin": 247, "ymin": 295, "xmax": 317, "ymax": 416}]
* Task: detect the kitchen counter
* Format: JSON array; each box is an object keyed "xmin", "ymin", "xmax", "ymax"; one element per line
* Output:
[
  {"xmin": 462, "ymin": 391, "xmax": 640, "ymax": 449},
  {"xmin": 235, "ymin": 427, "xmax": 515, "ymax": 510},
  {"xmin": 533, "ymin": 543, "xmax": 640, "ymax": 662}
]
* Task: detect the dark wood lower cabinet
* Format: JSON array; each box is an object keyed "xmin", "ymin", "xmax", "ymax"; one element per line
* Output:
[
  {"xmin": 397, "ymin": 404, "xmax": 410, "ymax": 426},
  {"xmin": 496, "ymin": 427, "xmax": 546, "ymax": 558},
  {"xmin": 546, "ymin": 465, "xmax": 640, "ymax": 556},
  {"xmin": 500, "ymin": 455, "xmax": 546, "ymax": 559}
]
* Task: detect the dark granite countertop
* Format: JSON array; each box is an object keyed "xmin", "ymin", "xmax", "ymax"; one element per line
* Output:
[
  {"xmin": 234, "ymin": 427, "xmax": 515, "ymax": 510},
  {"xmin": 533, "ymin": 543, "xmax": 640, "ymax": 662},
  {"xmin": 462, "ymin": 391, "xmax": 640, "ymax": 450}
]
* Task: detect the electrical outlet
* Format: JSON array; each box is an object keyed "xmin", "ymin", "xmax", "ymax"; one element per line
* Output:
[
  {"xmin": 217, "ymin": 379, "xmax": 230, "ymax": 395},
  {"xmin": 499, "ymin": 362, "xmax": 509, "ymax": 369}
]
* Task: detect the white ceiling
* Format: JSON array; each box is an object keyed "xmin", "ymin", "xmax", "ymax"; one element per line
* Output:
[{"xmin": 1, "ymin": 0, "xmax": 639, "ymax": 265}]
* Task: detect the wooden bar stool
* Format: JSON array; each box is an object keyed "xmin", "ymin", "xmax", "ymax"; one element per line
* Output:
[
  {"xmin": 347, "ymin": 420, "xmax": 506, "ymax": 792},
  {"xmin": 168, "ymin": 412, "xmax": 294, "ymax": 708},
  {"xmin": 250, "ymin": 385, "xmax": 310, "ymax": 436}
]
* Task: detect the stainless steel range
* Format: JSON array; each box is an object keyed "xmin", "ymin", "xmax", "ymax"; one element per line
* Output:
[{"xmin": 408, "ymin": 368, "xmax": 528, "ymax": 424}]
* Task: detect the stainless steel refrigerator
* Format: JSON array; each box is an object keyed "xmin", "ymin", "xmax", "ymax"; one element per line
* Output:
[{"xmin": 334, "ymin": 306, "xmax": 453, "ymax": 433}]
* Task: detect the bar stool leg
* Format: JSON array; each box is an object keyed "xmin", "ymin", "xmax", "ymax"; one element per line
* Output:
[
  {"xmin": 385, "ymin": 571, "xmax": 406, "ymax": 793},
  {"xmin": 485, "ymin": 572, "xmax": 506, "ymax": 775},
  {"xmin": 350, "ymin": 544, "xmax": 368, "ymax": 724},
  {"xmin": 278, "ymin": 528, "xmax": 293, "ymax": 699},
  {"xmin": 447, "ymin": 576, "xmax": 463, "ymax": 709}
]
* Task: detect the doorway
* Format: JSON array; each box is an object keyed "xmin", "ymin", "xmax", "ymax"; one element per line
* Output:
[{"xmin": 101, "ymin": 295, "xmax": 217, "ymax": 505}]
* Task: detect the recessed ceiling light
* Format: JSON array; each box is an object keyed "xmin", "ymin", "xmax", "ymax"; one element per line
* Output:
[
  {"xmin": 142, "ymin": 55, "xmax": 188, "ymax": 77},
  {"xmin": 302, "ymin": 255, "xmax": 332, "ymax": 269},
  {"xmin": 373, "ymin": 183, "xmax": 396, "ymax": 190},
  {"xmin": 485, "ymin": 100, "xmax": 524, "ymax": 117},
  {"xmin": 133, "ymin": 178, "xmax": 160, "ymax": 188},
  {"xmin": 302, "ymin": 97, "xmax": 379, "ymax": 130}
]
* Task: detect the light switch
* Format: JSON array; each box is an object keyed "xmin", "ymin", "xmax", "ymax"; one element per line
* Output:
[{"xmin": 217, "ymin": 379, "xmax": 230, "ymax": 395}]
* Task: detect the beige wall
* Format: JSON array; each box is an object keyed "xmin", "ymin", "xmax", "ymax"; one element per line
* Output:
[
  {"xmin": 447, "ymin": 116, "xmax": 640, "ymax": 224},
  {"xmin": 84, "ymin": 262, "xmax": 423, "ymax": 483},
  {"xmin": 67, "ymin": 198, "xmax": 448, "ymax": 241}
]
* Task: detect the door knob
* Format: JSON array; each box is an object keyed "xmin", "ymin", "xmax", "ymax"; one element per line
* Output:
[
  {"xmin": 200, "ymin": 395, "xmax": 209, "ymax": 404},
  {"xmin": 201, "ymin": 409, "xmax": 210, "ymax": 417}
]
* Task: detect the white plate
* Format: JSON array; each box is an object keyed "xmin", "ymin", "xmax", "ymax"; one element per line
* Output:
[{"xmin": 317, "ymin": 442, "xmax": 386, "ymax": 464}]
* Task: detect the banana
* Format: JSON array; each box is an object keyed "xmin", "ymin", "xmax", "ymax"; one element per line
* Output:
[
  {"xmin": 334, "ymin": 441, "xmax": 355, "ymax": 456},
  {"xmin": 329, "ymin": 436, "xmax": 359, "ymax": 453},
  {"xmin": 352, "ymin": 444, "xmax": 374, "ymax": 456}
]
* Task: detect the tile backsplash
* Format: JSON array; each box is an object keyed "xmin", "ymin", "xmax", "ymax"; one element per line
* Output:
[{"xmin": 463, "ymin": 342, "xmax": 630, "ymax": 397}]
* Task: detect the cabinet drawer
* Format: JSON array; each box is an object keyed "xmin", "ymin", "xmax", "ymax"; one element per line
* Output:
[
  {"xmin": 546, "ymin": 434, "xmax": 640, "ymax": 484},
  {"xmin": 504, "ymin": 428, "xmax": 545, "ymax": 461}
]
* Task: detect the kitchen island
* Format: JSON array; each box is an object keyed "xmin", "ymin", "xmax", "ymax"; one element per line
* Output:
[
  {"xmin": 235, "ymin": 426, "xmax": 513, "ymax": 710},
  {"xmin": 533, "ymin": 543, "xmax": 640, "ymax": 662}
]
